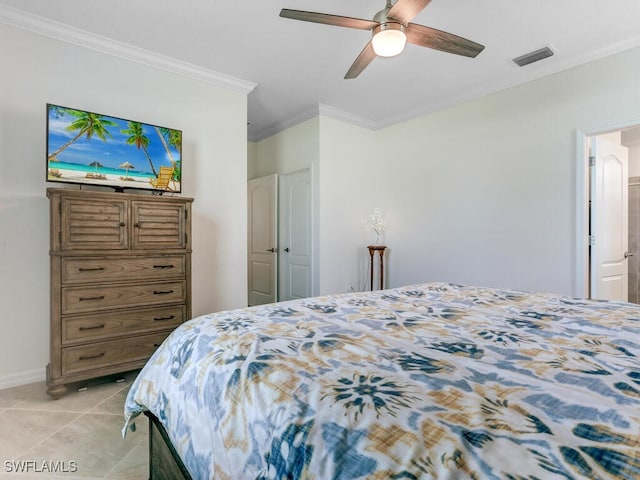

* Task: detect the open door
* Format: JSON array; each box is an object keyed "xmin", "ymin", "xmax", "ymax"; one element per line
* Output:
[
  {"xmin": 590, "ymin": 136, "xmax": 629, "ymax": 301},
  {"xmin": 248, "ymin": 174, "xmax": 278, "ymax": 306}
]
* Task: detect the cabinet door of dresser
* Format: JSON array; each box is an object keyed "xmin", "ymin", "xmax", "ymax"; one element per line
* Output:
[
  {"xmin": 131, "ymin": 201, "xmax": 187, "ymax": 250},
  {"xmin": 60, "ymin": 197, "xmax": 128, "ymax": 251}
]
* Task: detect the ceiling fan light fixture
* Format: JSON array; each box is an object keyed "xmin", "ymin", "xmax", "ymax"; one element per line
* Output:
[{"xmin": 371, "ymin": 23, "xmax": 406, "ymax": 57}]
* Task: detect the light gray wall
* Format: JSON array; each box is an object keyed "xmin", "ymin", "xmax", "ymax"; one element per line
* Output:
[
  {"xmin": 0, "ymin": 23, "xmax": 249, "ymax": 386},
  {"xmin": 623, "ymin": 127, "xmax": 640, "ymax": 177},
  {"xmin": 375, "ymin": 46, "xmax": 640, "ymax": 295},
  {"xmin": 248, "ymin": 117, "xmax": 319, "ymax": 179},
  {"xmin": 317, "ymin": 117, "xmax": 378, "ymax": 293},
  {"xmin": 253, "ymin": 45, "xmax": 640, "ymax": 298}
]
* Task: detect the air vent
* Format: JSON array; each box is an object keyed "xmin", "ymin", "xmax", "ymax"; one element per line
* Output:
[{"xmin": 512, "ymin": 46, "xmax": 554, "ymax": 67}]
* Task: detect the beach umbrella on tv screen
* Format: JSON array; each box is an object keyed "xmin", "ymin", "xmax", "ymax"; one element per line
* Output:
[
  {"xmin": 88, "ymin": 160, "xmax": 104, "ymax": 174},
  {"xmin": 118, "ymin": 161, "xmax": 135, "ymax": 175}
]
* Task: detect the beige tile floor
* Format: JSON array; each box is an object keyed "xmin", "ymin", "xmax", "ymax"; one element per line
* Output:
[{"xmin": 0, "ymin": 371, "xmax": 147, "ymax": 479}]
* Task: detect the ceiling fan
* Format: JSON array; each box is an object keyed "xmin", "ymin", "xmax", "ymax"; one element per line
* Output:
[{"xmin": 280, "ymin": 0, "xmax": 485, "ymax": 79}]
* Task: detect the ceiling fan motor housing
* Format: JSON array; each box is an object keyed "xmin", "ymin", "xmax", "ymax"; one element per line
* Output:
[{"xmin": 373, "ymin": 5, "xmax": 395, "ymax": 25}]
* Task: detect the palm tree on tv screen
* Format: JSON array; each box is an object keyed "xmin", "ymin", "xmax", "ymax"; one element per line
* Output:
[
  {"xmin": 154, "ymin": 126, "xmax": 182, "ymax": 181},
  {"xmin": 48, "ymin": 109, "xmax": 116, "ymax": 161},
  {"xmin": 121, "ymin": 121, "xmax": 158, "ymax": 177},
  {"xmin": 167, "ymin": 129, "xmax": 182, "ymax": 182}
]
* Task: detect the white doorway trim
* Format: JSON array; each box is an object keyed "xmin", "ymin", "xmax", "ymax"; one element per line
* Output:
[{"xmin": 575, "ymin": 118, "xmax": 640, "ymax": 298}]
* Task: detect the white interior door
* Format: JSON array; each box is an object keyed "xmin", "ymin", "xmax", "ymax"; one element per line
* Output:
[
  {"xmin": 248, "ymin": 174, "xmax": 277, "ymax": 306},
  {"xmin": 279, "ymin": 169, "xmax": 312, "ymax": 301},
  {"xmin": 590, "ymin": 136, "xmax": 629, "ymax": 301}
]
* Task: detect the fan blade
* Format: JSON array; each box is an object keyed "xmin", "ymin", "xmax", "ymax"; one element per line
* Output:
[
  {"xmin": 387, "ymin": 0, "xmax": 432, "ymax": 24},
  {"xmin": 280, "ymin": 9, "xmax": 378, "ymax": 30},
  {"xmin": 345, "ymin": 41, "xmax": 377, "ymax": 79},
  {"xmin": 406, "ymin": 23, "xmax": 485, "ymax": 58}
]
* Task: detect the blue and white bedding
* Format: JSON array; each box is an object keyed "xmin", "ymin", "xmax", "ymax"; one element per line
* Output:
[{"xmin": 124, "ymin": 283, "xmax": 640, "ymax": 479}]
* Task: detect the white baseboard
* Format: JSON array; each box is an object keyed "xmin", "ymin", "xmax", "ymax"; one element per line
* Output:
[{"xmin": 0, "ymin": 368, "xmax": 46, "ymax": 390}]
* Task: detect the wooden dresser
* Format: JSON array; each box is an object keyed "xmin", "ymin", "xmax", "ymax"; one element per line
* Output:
[{"xmin": 46, "ymin": 188, "xmax": 193, "ymax": 398}]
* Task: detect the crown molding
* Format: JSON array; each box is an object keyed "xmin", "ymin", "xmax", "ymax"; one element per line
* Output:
[
  {"xmin": 0, "ymin": 4, "xmax": 256, "ymax": 95},
  {"xmin": 249, "ymin": 103, "xmax": 377, "ymax": 142},
  {"xmin": 249, "ymin": 105, "xmax": 319, "ymax": 142},
  {"xmin": 317, "ymin": 104, "xmax": 377, "ymax": 131}
]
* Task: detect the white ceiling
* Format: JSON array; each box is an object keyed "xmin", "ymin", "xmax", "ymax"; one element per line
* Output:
[{"xmin": 2, "ymin": 0, "xmax": 640, "ymax": 140}]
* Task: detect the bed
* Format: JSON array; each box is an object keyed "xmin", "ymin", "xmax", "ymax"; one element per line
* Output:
[{"xmin": 123, "ymin": 282, "xmax": 640, "ymax": 479}]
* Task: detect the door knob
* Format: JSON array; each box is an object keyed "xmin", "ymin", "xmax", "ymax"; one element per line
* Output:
[
  {"xmin": 624, "ymin": 252, "xmax": 634, "ymax": 258},
  {"xmin": 266, "ymin": 248, "xmax": 276, "ymax": 253},
  {"xmin": 284, "ymin": 247, "xmax": 290, "ymax": 252}
]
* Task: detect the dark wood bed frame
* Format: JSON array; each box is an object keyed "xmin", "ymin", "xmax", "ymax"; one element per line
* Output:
[{"xmin": 145, "ymin": 411, "xmax": 192, "ymax": 480}]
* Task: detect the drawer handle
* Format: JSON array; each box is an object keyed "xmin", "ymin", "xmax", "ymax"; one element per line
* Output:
[
  {"xmin": 153, "ymin": 290, "xmax": 174, "ymax": 295},
  {"xmin": 79, "ymin": 352, "xmax": 105, "ymax": 361},
  {"xmin": 153, "ymin": 264, "xmax": 175, "ymax": 269},
  {"xmin": 153, "ymin": 315, "xmax": 176, "ymax": 321},
  {"xmin": 78, "ymin": 267, "xmax": 105, "ymax": 272},
  {"xmin": 79, "ymin": 295, "xmax": 105, "ymax": 301},
  {"xmin": 78, "ymin": 324, "xmax": 106, "ymax": 331}
]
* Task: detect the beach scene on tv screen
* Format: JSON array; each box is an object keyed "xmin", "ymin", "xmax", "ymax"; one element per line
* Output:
[{"xmin": 47, "ymin": 105, "xmax": 182, "ymax": 192}]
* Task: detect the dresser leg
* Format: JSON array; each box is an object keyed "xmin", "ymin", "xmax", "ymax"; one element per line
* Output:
[
  {"xmin": 47, "ymin": 383, "xmax": 67, "ymax": 400},
  {"xmin": 45, "ymin": 364, "xmax": 67, "ymax": 399}
]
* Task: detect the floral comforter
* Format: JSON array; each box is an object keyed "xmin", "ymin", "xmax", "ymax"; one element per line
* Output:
[{"xmin": 124, "ymin": 283, "xmax": 640, "ymax": 479}]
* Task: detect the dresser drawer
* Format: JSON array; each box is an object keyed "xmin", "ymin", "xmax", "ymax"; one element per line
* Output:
[
  {"xmin": 61, "ymin": 256, "xmax": 185, "ymax": 284},
  {"xmin": 62, "ymin": 305, "xmax": 185, "ymax": 345},
  {"xmin": 61, "ymin": 332, "xmax": 171, "ymax": 375},
  {"xmin": 61, "ymin": 281, "xmax": 185, "ymax": 314}
]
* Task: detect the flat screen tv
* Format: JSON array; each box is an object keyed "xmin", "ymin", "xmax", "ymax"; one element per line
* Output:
[{"xmin": 46, "ymin": 103, "xmax": 182, "ymax": 193}]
